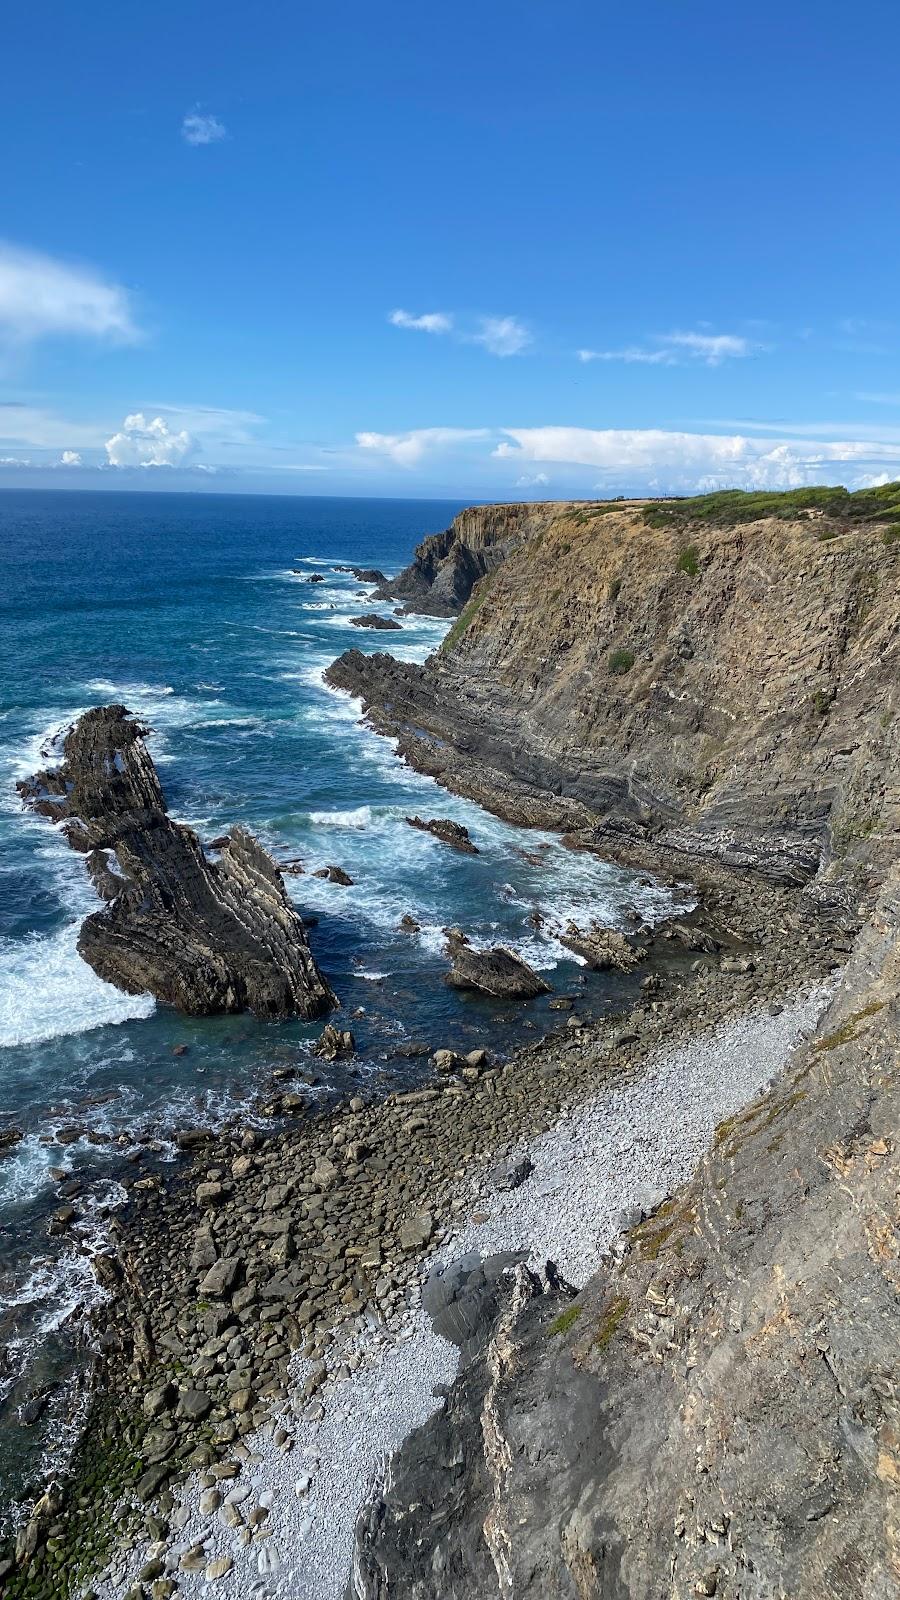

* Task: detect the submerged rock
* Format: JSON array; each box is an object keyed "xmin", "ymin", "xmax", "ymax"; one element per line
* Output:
[
  {"xmin": 18, "ymin": 706, "xmax": 337, "ymax": 1020},
  {"xmin": 444, "ymin": 934, "xmax": 551, "ymax": 999},
  {"xmin": 406, "ymin": 815, "xmax": 478, "ymax": 853}
]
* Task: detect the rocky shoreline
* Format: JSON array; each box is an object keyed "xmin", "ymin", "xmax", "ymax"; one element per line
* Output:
[{"xmin": 0, "ymin": 863, "xmax": 852, "ymax": 1596}]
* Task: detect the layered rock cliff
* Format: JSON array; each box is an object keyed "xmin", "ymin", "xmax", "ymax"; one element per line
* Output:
[
  {"xmin": 329, "ymin": 498, "xmax": 899, "ymax": 886},
  {"xmin": 19, "ymin": 705, "xmax": 336, "ymax": 1018},
  {"xmin": 375, "ymin": 502, "xmax": 569, "ymax": 615}
]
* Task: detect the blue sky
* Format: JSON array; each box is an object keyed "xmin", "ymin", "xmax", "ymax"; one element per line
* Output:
[{"xmin": 2, "ymin": 0, "xmax": 900, "ymax": 499}]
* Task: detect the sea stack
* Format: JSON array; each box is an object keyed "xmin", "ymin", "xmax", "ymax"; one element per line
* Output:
[{"xmin": 19, "ymin": 705, "xmax": 337, "ymax": 1019}]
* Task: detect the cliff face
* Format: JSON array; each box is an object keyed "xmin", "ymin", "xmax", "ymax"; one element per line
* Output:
[
  {"xmin": 376, "ymin": 502, "xmax": 568, "ymax": 615},
  {"xmin": 349, "ymin": 869, "xmax": 900, "ymax": 1599},
  {"xmin": 329, "ymin": 501, "xmax": 899, "ymax": 885}
]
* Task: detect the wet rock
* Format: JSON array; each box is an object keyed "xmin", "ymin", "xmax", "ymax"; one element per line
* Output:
[
  {"xmin": 313, "ymin": 1024, "xmax": 355, "ymax": 1060},
  {"xmin": 406, "ymin": 816, "xmax": 478, "ymax": 853},
  {"xmin": 19, "ymin": 707, "xmax": 337, "ymax": 1020},
  {"xmin": 398, "ymin": 913, "xmax": 421, "ymax": 933},
  {"xmin": 350, "ymin": 613, "xmax": 403, "ymax": 630},
  {"xmin": 445, "ymin": 937, "xmax": 551, "ymax": 999},
  {"xmin": 314, "ymin": 864, "xmax": 354, "ymax": 885},
  {"xmin": 0, "ymin": 1128, "xmax": 24, "ymax": 1155},
  {"xmin": 558, "ymin": 921, "xmax": 644, "ymax": 971}
]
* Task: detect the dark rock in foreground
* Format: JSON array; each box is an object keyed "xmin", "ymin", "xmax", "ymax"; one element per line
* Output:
[
  {"xmin": 349, "ymin": 613, "xmax": 402, "ymax": 631},
  {"xmin": 406, "ymin": 816, "xmax": 478, "ymax": 853},
  {"xmin": 18, "ymin": 706, "xmax": 336, "ymax": 1019},
  {"xmin": 445, "ymin": 934, "xmax": 551, "ymax": 999}
]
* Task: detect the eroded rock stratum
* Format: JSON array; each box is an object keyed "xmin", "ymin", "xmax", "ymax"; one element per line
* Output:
[{"xmin": 19, "ymin": 705, "xmax": 336, "ymax": 1018}]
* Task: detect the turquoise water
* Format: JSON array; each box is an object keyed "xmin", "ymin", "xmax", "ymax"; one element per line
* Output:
[{"xmin": 0, "ymin": 489, "xmax": 684, "ymax": 1511}]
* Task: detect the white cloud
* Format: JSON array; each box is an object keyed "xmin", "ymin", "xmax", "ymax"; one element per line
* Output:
[
  {"xmin": 389, "ymin": 309, "xmax": 453, "ymax": 334},
  {"xmin": 495, "ymin": 426, "xmax": 900, "ymax": 492},
  {"xmin": 515, "ymin": 471, "xmax": 549, "ymax": 487},
  {"xmin": 0, "ymin": 404, "xmax": 106, "ymax": 450},
  {"xmin": 0, "ymin": 242, "xmax": 138, "ymax": 344},
  {"xmin": 356, "ymin": 427, "xmax": 489, "ymax": 467},
  {"xmin": 665, "ymin": 331, "xmax": 751, "ymax": 364},
  {"xmin": 58, "ymin": 450, "xmax": 82, "ymax": 466},
  {"xmin": 105, "ymin": 413, "xmax": 194, "ymax": 468},
  {"xmin": 182, "ymin": 111, "xmax": 226, "ymax": 146},
  {"xmin": 471, "ymin": 316, "xmax": 531, "ymax": 357},
  {"xmin": 578, "ymin": 346, "xmax": 675, "ymax": 366},
  {"xmin": 0, "ymin": 455, "xmax": 31, "ymax": 466},
  {"xmin": 578, "ymin": 330, "xmax": 752, "ymax": 368}
]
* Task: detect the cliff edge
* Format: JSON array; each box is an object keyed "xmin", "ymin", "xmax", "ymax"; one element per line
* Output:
[{"xmin": 329, "ymin": 493, "xmax": 899, "ymax": 886}]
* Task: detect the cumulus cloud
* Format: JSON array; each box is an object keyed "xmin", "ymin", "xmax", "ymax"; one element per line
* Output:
[
  {"xmin": 495, "ymin": 426, "xmax": 900, "ymax": 492},
  {"xmin": 356, "ymin": 427, "xmax": 489, "ymax": 467},
  {"xmin": 105, "ymin": 413, "xmax": 194, "ymax": 468},
  {"xmin": 389, "ymin": 309, "xmax": 453, "ymax": 334},
  {"xmin": 182, "ymin": 111, "xmax": 226, "ymax": 146},
  {"xmin": 0, "ymin": 242, "xmax": 138, "ymax": 344},
  {"xmin": 58, "ymin": 450, "xmax": 82, "ymax": 466},
  {"xmin": 515, "ymin": 471, "xmax": 549, "ymax": 487},
  {"xmin": 0, "ymin": 455, "xmax": 31, "ymax": 466},
  {"xmin": 578, "ymin": 330, "xmax": 752, "ymax": 368},
  {"xmin": 472, "ymin": 316, "xmax": 531, "ymax": 357}
]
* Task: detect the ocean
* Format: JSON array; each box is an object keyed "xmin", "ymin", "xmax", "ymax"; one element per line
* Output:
[{"xmin": 0, "ymin": 488, "xmax": 684, "ymax": 1517}]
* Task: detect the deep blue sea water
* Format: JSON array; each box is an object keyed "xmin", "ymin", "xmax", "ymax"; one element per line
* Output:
[{"xmin": 0, "ymin": 489, "xmax": 685, "ymax": 1513}]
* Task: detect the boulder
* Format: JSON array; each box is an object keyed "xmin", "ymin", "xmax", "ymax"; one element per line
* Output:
[
  {"xmin": 314, "ymin": 864, "xmax": 354, "ymax": 885},
  {"xmin": 445, "ymin": 937, "xmax": 551, "ymax": 999},
  {"xmin": 313, "ymin": 1025, "xmax": 355, "ymax": 1060}
]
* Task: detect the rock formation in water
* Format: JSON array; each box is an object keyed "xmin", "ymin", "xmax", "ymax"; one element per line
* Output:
[
  {"xmin": 18, "ymin": 705, "xmax": 336, "ymax": 1019},
  {"xmin": 328, "ymin": 493, "xmax": 899, "ymax": 886},
  {"xmin": 349, "ymin": 866, "xmax": 900, "ymax": 1599},
  {"xmin": 445, "ymin": 933, "xmax": 551, "ymax": 999},
  {"xmin": 406, "ymin": 815, "xmax": 479, "ymax": 852},
  {"xmin": 373, "ymin": 502, "xmax": 571, "ymax": 615},
  {"xmin": 349, "ymin": 613, "xmax": 402, "ymax": 630}
]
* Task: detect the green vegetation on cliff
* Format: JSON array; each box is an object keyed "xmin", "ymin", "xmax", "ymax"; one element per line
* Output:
[{"xmin": 642, "ymin": 480, "xmax": 900, "ymax": 529}]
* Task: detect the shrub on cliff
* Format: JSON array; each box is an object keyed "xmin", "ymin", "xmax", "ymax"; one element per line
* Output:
[{"xmin": 608, "ymin": 648, "xmax": 635, "ymax": 675}]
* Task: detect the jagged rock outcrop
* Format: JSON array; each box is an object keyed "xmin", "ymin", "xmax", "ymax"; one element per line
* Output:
[
  {"xmin": 18, "ymin": 706, "xmax": 336, "ymax": 1019},
  {"xmin": 328, "ymin": 498, "xmax": 899, "ymax": 885},
  {"xmin": 557, "ymin": 920, "xmax": 645, "ymax": 970},
  {"xmin": 445, "ymin": 934, "xmax": 551, "ymax": 999},
  {"xmin": 349, "ymin": 869, "xmax": 900, "ymax": 1599},
  {"xmin": 374, "ymin": 502, "xmax": 567, "ymax": 615},
  {"xmin": 406, "ymin": 816, "xmax": 479, "ymax": 853},
  {"xmin": 349, "ymin": 613, "xmax": 402, "ymax": 630}
]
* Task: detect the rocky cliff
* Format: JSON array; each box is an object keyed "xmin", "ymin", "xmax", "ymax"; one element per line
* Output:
[
  {"xmin": 19, "ymin": 705, "xmax": 336, "ymax": 1018},
  {"xmin": 332, "ymin": 488, "xmax": 899, "ymax": 1599},
  {"xmin": 349, "ymin": 867, "xmax": 900, "ymax": 1599},
  {"xmin": 329, "ymin": 496, "xmax": 899, "ymax": 886},
  {"xmin": 375, "ymin": 502, "xmax": 569, "ymax": 615}
]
